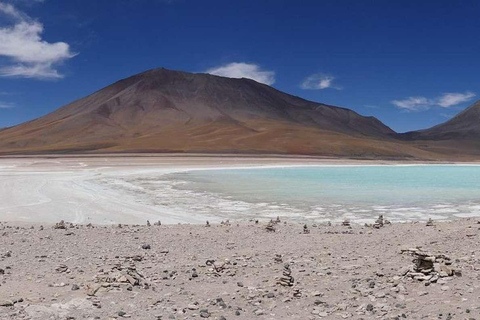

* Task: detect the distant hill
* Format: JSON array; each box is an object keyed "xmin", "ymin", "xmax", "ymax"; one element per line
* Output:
[
  {"xmin": 0, "ymin": 68, "xmax": 470, "ymax": 159},
  {"xmin": 399, "ymin": 100, "xmax": 480, "ymax": 158},
  {"xmin": 402, "ymin": 100, "xmax": 480, "ymax": 140}
]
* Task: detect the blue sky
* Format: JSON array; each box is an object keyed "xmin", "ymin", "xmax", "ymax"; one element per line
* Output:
[{"xmin": 0, "ymin": 0, "xmax": 479, "ymax": 133}]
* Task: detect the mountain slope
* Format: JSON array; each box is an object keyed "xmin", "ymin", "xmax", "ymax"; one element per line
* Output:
[
  {"xmin": 397, "ymin": 99, "xmax": 480, "ymax": 158},
  {"xmin": 0, "ymin": 68, "xmax": 434, "ymax": 158},
  {"xmin": 403, "ymin": 100, "xmax": 480, "ymax": 140}
]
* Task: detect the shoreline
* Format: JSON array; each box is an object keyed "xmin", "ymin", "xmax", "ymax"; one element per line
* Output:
[{"xmin": 1, "ymin": 156, "xmax": 480, "ymax": 225}]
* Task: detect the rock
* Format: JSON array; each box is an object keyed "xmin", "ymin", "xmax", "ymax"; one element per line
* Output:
[
  {"xmin": 191, "ymin": 268, "xmax": 199, "ymax": 278},
  {"xmin": 373, "ymin": 215, "xmax": 384, "ymax": 228},
  {"xmin": 71, "ymin": 284, "xmax": 80, "ymax": 291},
  {"xmin": 413, "ymin": 253, "xmax": 434, "ymax": 273},
  {"xmin": 199, "ymin": 309, "xmax": 210, "ymax": 318},
  {"xmin": 141, "ymin": 244, "xmax": 151, "ymax": 250},
  {"xmin": 366, "ymin": 304, "xmax": 374, "ymax": 311},
  {"xmin": 439, "ymin": 265, "xmax": 453, "ymax": 276},
  {"xmin": 254, "ymin": 309, "xmax": 265, "ymax": 316},
  {"xmin": 0, "ymin": 300, "xmax": 14, "ymax": 307},
  {"xmin": 277, "ymin": 264, "xmax": 294, "ymax": 287},
  {"xmin": 53, "ymin": 220, "xmax": 67, "ymax": 229},
  {"xmin": 303, "ymin": 224, "xmax": 310, "ymax": 234},
  {"xmin": 55, "ymin": 264, "xmax": 69, "ymax": 273},
  {"xmin": 265, "ymin": 221, "xmax": 275, "ymax": 232},
  {"xmin": 426, "ymin": 218, "xmax": 434, "ymax": 227}
]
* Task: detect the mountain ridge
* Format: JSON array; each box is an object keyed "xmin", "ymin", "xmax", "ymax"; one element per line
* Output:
[{"xmin": 0, "ymin": 68, "xmax": 476, "ymax": 160}]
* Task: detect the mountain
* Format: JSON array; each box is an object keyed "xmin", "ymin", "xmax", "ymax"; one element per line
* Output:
[
  {"xmin": 0, "ymin": 68, "xmax": 439, "ymax": 158},
  {"xmin": 403, "ymin": 100, "xmax": 480, "ymax": 140},
  {"xmin": 399, "ymin": 100, "xmax": 480, "ymax": 158}
]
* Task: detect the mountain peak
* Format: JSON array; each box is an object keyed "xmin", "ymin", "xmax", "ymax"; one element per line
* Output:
[
  {"xmin": 0, "ymin": 68, "xmax": 407, "ymax": 157},
  {"xmin": 404, "ymin": 99, "xmax": 480, "ymax": 140}
]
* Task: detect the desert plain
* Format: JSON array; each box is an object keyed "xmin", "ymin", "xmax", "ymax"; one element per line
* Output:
[{"xmin": 0, "ymin": 155, "xmax": 479, "ymax": 320}]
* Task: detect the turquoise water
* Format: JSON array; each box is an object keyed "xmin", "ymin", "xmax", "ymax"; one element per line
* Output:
[{"xmin": 169, "ymin": 165, "xmax": 480, "ymax": 222}]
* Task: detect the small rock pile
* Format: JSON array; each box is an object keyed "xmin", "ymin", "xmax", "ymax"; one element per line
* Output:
[
  {"xmin": 374, "ymin": 215, "xmax": 390, "ymax": 228},
  {"xmin": 303, "ymin": 224, "xmax": 310, "ymax": 234},
  {"xmin": 53, "ymin": 220, "xmax": 67, "ymax": 230},
  {"xmin": 277, "ymin": 264, "xmax": 294, "ymax": 287},
  {"xmin": 265, "ymin": 221, "xmax": 275, "ymax": 232},
  {"xmin": 274, "ymin": 254, "xmax": 283, "ymax": 263},
  {"xmin": 94, "ymin": 263, "xmax": 147, "ymax": 290},
  {"xmin": 426, "ymin": 218, "xmax": 435, "ymax": 227},
  {"xmin": 402, "ymin": 249, "xmax": 461, "ymax": 283},
  {"xmin": 365, "ymin": 215, "xmax": 391, "ymax": 228},
  {"xmin": 220, "ymin": 220, "xmax": 231, "ymax": 226}
]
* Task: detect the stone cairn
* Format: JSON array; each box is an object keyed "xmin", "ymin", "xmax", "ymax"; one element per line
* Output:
[
  {"xmin": 366, "ymin": 215, "xmax": 391, "ymax": 229},
  {"xmin": 277, "ymin": 264, "xmax": 294, "ymax": 287},
  {"xmin": 53, "ymin": 220, "xmax": 67, "ymax": 230},
  {"xmin": 401, "ymin": 248, "xmax": 461, "ymax": 283},
  {"xmin": 265, "ymin": 221, "xmax": 276, "ymax": 232},
  {"xmin": 303, "ymin": 224, "xmax": 310, "ymax": 234},
  {"xmin": 426, "ymin": 218, "xmax": 435, "ymax": 227},
  {"xmin": 91, "ymin": 261, "xmax": 147, "ymax": 296},
  {"xmin": 274, "ymin": 254, "xmax": 283, "ymax": 263}
]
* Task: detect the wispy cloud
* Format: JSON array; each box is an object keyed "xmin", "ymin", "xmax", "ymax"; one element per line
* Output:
[
  {"xmin": 392, "ymin": 91, "xmax": 476, "ymax": 112},
  {"xmin": 391, "ymin": 97, "xmax": 432, "ymax": 112},
  {"xmin": 436, "ymin": 92, "xmax": 476, "ymax": 108},
  {"xmin": 300, "ymin": 74, "xmax": 342, "ymax": 90},
  {"xmin": 205, "ymin": 62, "xmax": 275, "ymax": 85},
  {"xmin": 0, "ymin": 101, "xmax": 14, "ymax": 109},
  {"xmin": 0, "ymin": 1, "xmax": 76, "ymax": 79}
]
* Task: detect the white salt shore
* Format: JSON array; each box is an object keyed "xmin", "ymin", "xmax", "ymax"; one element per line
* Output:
[
  {"xmin": 0, "ymin": 155, "xmax": 356, "ymax": 224},
  {"xmin": 0, "ymin": 155, "xmax": 477, "ymax": 225}
]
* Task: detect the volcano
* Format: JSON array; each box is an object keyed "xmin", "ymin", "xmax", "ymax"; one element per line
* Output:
[{"xmin": 0, "ymin": 68, "xmax": 447, "ymax": 159}]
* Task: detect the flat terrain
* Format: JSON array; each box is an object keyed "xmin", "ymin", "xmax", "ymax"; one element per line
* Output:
[
  {"xmin": 0, "ymin": 155, "xmax": 438, "ymax": 225},
  {"xmin": 0, "ymin": 219, "xmax": 479, "ymax": 319}
]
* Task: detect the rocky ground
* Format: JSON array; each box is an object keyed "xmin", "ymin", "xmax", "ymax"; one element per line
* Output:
[{"xmin": 1, "ymin": 218, "xmax": 479, "ymax": 320}]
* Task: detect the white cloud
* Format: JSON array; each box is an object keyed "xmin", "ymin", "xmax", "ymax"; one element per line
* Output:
[
  {"xmin": 0, "ymin": 101, "xmax": 14, "ymax": 109},
  {"xmin": 300, "ymin": 74, "xmax": 341, "ymax": 90},
  {"xmin": 391, "ymin": 97, "xmax": 432, "ymax": 112},
  {"xmin": 0, "ymin": 2, "xmax": 76, "ymax": 79},
  {"xmin": 436, "ymin": 92, "xmax": 476, "ymax": 108},
  {"xmin": 392, "ymin": 91, "xmax": 476, "ymax": 112},
  {"xmin": 205, "ymin": 62, "xmax": 275, "ymax": 85}
]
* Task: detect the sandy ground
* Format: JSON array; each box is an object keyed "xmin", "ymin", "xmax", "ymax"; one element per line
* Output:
[
  {"xmin": 0, "ymin": 219, "xmax": 479, "ymax": 320},
  {"xmin": 0, "ymin": 155, "xmax": 434, "ymax": 225},
  {"xmin": 1, "ymin": 155, "xmax": 480, "ymax": 319}
]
